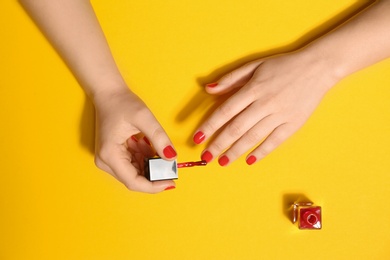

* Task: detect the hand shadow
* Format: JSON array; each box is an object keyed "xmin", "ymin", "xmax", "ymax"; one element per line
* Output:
[
  {"xmin": 79, "ymin": 95, "xmax": 95, "ymax": 155},
  {"xmin": 175, "ymin": 1, "xmax": 372, "ymax": 147},
  {"xmin": 175, "ymin": 88, "xmax": 240, "ymax": 147}
]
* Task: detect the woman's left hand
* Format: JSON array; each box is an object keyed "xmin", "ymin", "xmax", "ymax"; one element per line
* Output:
[{"xmin": 193, "ymin": 50, "xmax": 339, "ymax": 166}]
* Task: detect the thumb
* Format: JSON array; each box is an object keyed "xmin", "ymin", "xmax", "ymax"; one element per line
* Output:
[
  {"xmin": 137, "ymin": 111, "xmax": 177, "ymax": 161},
  {"xmin": 205, "ymin": 60, "xmax": 264, "ymax": 95}
]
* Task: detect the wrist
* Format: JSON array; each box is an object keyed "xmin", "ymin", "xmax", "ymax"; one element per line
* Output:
[
  {"xmin": 300, "ymin": 43, "xmax": 347, "ymax": 87},
  {"xmin": 91, "ymin": 81, "xmax": 133, "ymax": 106}
]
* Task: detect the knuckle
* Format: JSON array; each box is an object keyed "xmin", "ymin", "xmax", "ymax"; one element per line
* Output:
[
  {"xmin": 245, "ymin": 60, "xmax": 262, "ymax": 68},
  {"xmin": 211, "ymin": 141, "xmax": 225, "ymax": 153},
  {"xmin": 94, "ymin": 157, "xmax": 105, "ymax": 170},
  {"xmin": 222, "ymin": 71, "xmax": 234, "ymax": 83},
  {"xmin": 227, "ymin": 122, "xmax": 243, "ymax": 138},
  {"xmin": 150, "ymin": 126, "xmax": 166, "ymax": 140},
  {"xmin": 270, "ymin": 133, "xmax": 285, "ymax": 146},
  {"xmin": 123, "ymin": 181, "xmax": 137, "ymax": 192},
  {"xmin": 226, "ymin": 147, "xmax": 240, "ymax": 159},
  {"xmin": 270, "ymin": 127, "xmax": 290, "ymax": 146},
  {"xmin": 257, "ymin": 145, "xmax": 271, "ymax": 158},
  {"xmin": 245, "ymin": 130, "xmax": 262, "ymax": 144},
  {"xmin": 218, "ymin": 103, "xmax": 234, "ymax": 118},
  {"xmin": 245, "ymin": 81, "xmax": 261, "ymax": 100},
  {"xmin": 256, "ymin": 142, "xmax": 273, "ymax": 158},
  {"xmin": 257, "ymin": 130, "xmax": 288, "ymax": 158},
  {"xmin": 96, "ymin": 145, "xmax": 112, "ymax": 163},
  {"xmin": 242, "ymin": 61, "xmax": 254, "ymax": 70},
  {"xmin": 121, "ymin": 176, "xmax": 139, "ymax": 192},
  {"xmin": 128, "ymin": 105, "xmax": 146, "ymax": 121},
  {"xmin": 203, "ymin": 120, "xmax": 217, "ymax": 134}
]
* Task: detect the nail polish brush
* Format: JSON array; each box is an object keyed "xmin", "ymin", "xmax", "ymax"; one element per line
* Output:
[{"xmin": 145, "ymin": 158, "xmax": 207, "ymax": 181}]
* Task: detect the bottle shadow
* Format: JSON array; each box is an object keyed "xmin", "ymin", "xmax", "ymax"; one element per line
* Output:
[{"xmin": 282, "ymin": 193, "xmax": 312, "ymax": 224}]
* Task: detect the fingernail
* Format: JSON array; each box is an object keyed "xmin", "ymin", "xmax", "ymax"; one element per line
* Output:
[
  {"xmin": 163, "ymin": 145, "xmax": 177, "ymax": 159},
  {"xmin": 131, "ymin": 136, "xmax": 138, "ymax": 142},
  {"xmin": 193, "ymin": 131, "xmax": 205, "ymax": 144},
  {"xmin": 201, "ymin": 150, "xmax": 213, "ymax": 163},
  {"xmin": 246, "ymin": 155, "xmax": 257, "ymax": 165},
  {"xmin": 218, "ymin": 155, "xmax": 229, "ymax": 166},
  {"xmin": 206, "ymin": 82, "xmax": 218, "ymax": 88},
  {"xmin": 164, "ymin": 186, "xmax": 176, "ymax": 191},
  {"xmin": 143, "ymin": 136, "xmax": 151, "ymax": 146}
]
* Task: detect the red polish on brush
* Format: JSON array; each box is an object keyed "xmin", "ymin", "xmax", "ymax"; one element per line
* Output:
[{"xmin": 177, "ymin": 160, "xmax": 207, "ymax": 168}]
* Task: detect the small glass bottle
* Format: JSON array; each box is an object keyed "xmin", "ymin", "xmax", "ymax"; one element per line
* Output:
[{"xmin": 292, "ymin": 202, "xmax": 322, "ymax": 230}]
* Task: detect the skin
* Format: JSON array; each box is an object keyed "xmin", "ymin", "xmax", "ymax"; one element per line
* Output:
[
  {"xmin": 19, "ymin": 0, "xmax": 177, "ymax": 193},
  {"xmin": 194, "ymin": 0, "xmax": 390, "ymax": 166}
]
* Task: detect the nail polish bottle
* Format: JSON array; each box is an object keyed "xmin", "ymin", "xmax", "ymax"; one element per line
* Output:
[
  {"xmin": 145, "ymin": 157, "xmax": 178, "ymax": 181},
  {"xmin": 292, "ymin": 202, "xmax": 322, "ymax": 230}
]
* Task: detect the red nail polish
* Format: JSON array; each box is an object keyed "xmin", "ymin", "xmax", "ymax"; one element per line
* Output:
[
  {"xmin": 201, "ymin": 151, "xmax": 213, "ymax": 163},
  {"xmin": 218, "ymin": 155, "xmax": 229, "ymax": 166},
  {"xmin": 131, "ymin": 136, "xmax": 138, "ymax": 142},
  {"xmin": 177, "ymin": 160, "xmax": 207, "ymax": 168},
  {"xmin": 293, "ymin": 202, "xmax": 322, "ymax": 230},
  {"xmin": 206, "ymin": 82, "xmax": 218, "ymax": 88},
  {"xmin": 246, "ymin": 155, "xmax": 256, "ymax": 165},
  {"xmin": 193, "ymin": 131, "xmax": 205, "ymax": 144},
  {"xmin": 143, "ymin": 136, "xmax": 151, "ymax": 146},
  {"xmin": 164, "ymin": 186, "xmax": 176, "ymax": 191},
  {"xmin": 163, "ymin": 145, "xmax": 177, "ymax": 159}
]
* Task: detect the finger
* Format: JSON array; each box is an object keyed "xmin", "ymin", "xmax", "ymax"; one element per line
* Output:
[
  {"xmin": 200, "ymin": 103, "xmax": 272, "ymax": 162},
  {"xmin": 127, "ymin": 135, "xmax": 140, "ymax": 150},
  {"xmin": 140, "ymin": 136, "xmax": 157, "ymax": 157},
  {"xmin": 205, "ymin": 60, "xmax": 263, "ymax": 95},
  {"xmin": 135, "ymin": 111, "xmax": 177, "ymax": 161},
  {"xmin": 215, "ymin": 114, "xmax": 280, "ymax": 166},
  {"xmin": 246, "ymin": 123, "xmax": 298, "ymax": 165},
  {"xmin": 127, "ymin": 136, "xmax": 156, "ymax": 159},
  {"xmin": 193, "ymin": 85, "xmax": 257, "ymax": 145},
  {"xmin": 109, "ymin": 146, "xmax": 176, "ymax": 193}
]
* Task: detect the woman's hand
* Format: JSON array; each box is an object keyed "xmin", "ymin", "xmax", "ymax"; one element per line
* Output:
[
  {"xmin": 93, "ymin": 87, "xmax": 177, "ymax": 193},
  {"xmin": 193, "ymin": 0, "xmax": 390, "ymax": 167},
  {"xmin": 19, "ymin": 0, "xmax": 178, "ymax": 193},
  {"xmin": 193, "ymin": 50, "xmax": 339, "ymax": 166}
]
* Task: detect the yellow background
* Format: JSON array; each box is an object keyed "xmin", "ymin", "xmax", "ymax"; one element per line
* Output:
[{"xmin": 1, "ymin": 0, "xmax": 390, "ymax": 259}]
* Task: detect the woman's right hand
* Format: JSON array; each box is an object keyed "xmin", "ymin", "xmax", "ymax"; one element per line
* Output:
[{"xmin": 93, "ymin": 87, "xmax": 177, "ymax": 193}]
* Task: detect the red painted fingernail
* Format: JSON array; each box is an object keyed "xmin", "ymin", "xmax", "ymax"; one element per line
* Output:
[
  {"xmin": 143, "ymin": 136, "xmax": 151, "ymax": 146},
  {"xmin": 201, "ymin": 150, "xmax": 213, "ymax": 163},
  {"xmin": 164, "ymin": 186, "xmax": 176, "ymax": 191},
  {"xmin": 131, "ymin": 136, "xmax": 138, "ymax": 142},
  {"xmin": 193, "ymin": 131, "xmax": 205, "ymax": 144},
  {"xmin": 206, "ymin": 82, "xmax": 218, "ymax": 88},
  {"xmin": 246, "ymin": 155, "xmax": 257, "ymax": 165},
  {"xmin": 163, "ymin": 145, "xmax": 177, "ymax": 159},
  {"xmin": 218, "ymin": 155, "xmax": 229, "ymax": 166}
]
